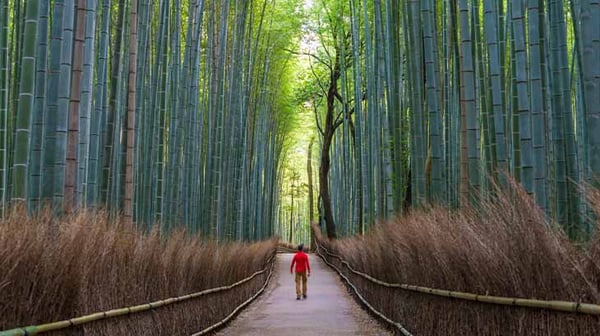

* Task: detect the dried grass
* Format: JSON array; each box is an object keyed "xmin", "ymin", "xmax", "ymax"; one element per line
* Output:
[
  {"xmin": 0, "ymin": 208, "xmax": 276, "ymax": 335},
  {"xmin": 320, "ymin": 183, "xmax": 600, "ymax": 335}
]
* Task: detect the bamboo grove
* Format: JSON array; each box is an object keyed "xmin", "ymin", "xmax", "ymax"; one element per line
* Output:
[
  {"xmin": 0, "ymin": 0, "xmax": 303, "ymax": 240},
  {"xmin": 303, "ymin": 0, "xmax": 599, "ymax": 239}
]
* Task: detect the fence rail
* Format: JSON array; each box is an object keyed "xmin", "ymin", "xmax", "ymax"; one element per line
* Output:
[
  {"xmin": 314, "ymin": 241, "xmax": 413, "ymax": 335},
  {"xmin": 317, "ymin": 241, "xmax": 600, "ymax": 316},
  {"xmin": 190, "ymin": 256, "xmax": 275, "ymax": 335},
  {"xmin": 0, "ymin": 253, "xmax": 276, "ymax": 336}
]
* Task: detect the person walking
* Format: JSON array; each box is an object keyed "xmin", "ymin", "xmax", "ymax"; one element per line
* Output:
[{"xmin": 290, "ymin": 243, "xmax": 311, "ymax": 300}]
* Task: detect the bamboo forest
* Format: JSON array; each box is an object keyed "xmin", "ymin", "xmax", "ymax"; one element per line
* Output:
[{"xmin": 1, "ymin": 0, "xmax": 599, "ymax": 335}]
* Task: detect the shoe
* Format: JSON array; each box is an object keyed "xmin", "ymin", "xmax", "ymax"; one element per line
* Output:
[
  {"xmin": 296, "ymin": 297, "xmax": 301, "ymax": 300},
  {"xmin": 302, "ymin": 294, "xmax": 307, "ymax": 299}
]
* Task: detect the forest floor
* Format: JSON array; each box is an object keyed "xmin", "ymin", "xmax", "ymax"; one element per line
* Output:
[{"xmin": 215, "ymin": 253, "xmax": 391, "ymax": 336}]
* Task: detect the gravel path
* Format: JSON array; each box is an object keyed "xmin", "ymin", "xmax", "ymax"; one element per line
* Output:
[{"xmin": 215, "ymin": 253, "xmax": 391, "ymax": 336}]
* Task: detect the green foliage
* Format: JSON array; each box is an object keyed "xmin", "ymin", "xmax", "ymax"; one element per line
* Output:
[
  {"xmin": 1, "ymin": 0, "xmax": 598, "ymax": 242},
  {"xmin": 293, "ymin": 0, "xmax": 600, "ymax": 239},
  {"xmin": 0, "ymin": 0, "xmax": 306, "ymax": 242}
]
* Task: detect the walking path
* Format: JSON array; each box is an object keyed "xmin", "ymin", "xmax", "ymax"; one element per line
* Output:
[{"xmin": 216, "ymin": 253, "xmax": 391, "ymax": 336}]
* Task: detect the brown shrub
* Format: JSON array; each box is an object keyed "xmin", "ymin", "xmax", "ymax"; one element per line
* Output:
[
  {"xmin": 0, "ymin": 208, "xmax": 276, "ymax": 335},
  {"xmin": 319, "ymin": 184, "xmax": 600, "ymax": 335}
]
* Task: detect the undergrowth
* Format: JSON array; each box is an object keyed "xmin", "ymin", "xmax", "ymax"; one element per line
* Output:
[
  {"xmin": 278, "ymin": 241, "xmax": 311, "ymax": 253},
  {"xmin": 0, "ymin": 208, "xmax": 276, "ymax": 335},
  {"xmin": 319, "ymin": 183, "xmax": 600, "ymax": 335}
]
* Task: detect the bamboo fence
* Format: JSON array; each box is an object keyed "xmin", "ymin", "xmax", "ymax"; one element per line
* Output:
[
  {"xmin": 0, "ymin": 253, "xmax": 276, "ymax": 336},
  {"xmin": 316, "ymin": 241, "xmax": 600, "ymax": 315}
]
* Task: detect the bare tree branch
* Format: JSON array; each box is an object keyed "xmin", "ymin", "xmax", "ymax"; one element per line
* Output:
[
  {"xmin": 313, "ymin": 99, "xmax": 324, "ymax": 136},
  {"xmin": 334, "ymin": 90, "xmax": 344, "ymax": 105},
  {"xmin": 309, "ymin": 61, "xmax": 328, "ymax": 96},
  {"xmin": 319, "ymin": 0, "xmax": 335, "ymax": 61},
  {"xmin": 282, "ymin": 48, "xmax": 332, "ymax": 70},
  {"xmin": 333, "ymin": 93, "xmax": 364, "ymax": 130},
  {"xmin": 333, "ymin": 106, "xmax": 354, "ymax": 130}
]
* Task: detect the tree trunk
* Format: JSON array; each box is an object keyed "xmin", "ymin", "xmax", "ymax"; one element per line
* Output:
[
  {"xmin": 289, "ymin": 180, "xmax": 294, "ymax": 243},
  {"xmin": 318, "ymin": 50, "xmax": 342, "ymax": 240},
  {"xmin": 307, "ymin": 137, "xmax": 315, "ymax": 243},
  {"xmin": 319, "ymin": 131, "xmax": 336, "ymax": 239}
]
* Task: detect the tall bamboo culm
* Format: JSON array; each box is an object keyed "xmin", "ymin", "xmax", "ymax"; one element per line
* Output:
[
  {"xmin": 308, "ymin": 0, "xmax": 598, "ymax": 238},
  {"xmin": 0, "ymin": 0, "xmax": 301, "ymax": 241}
]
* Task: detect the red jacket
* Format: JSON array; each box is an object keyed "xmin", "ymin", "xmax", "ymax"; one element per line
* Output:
[{"xmin": 290, "ymin": 252, "xmax": 311, "ymax": 273}]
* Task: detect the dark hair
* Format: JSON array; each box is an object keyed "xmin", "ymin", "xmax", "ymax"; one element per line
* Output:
[{"xmin": 297, "ymin": 244, "xmax": 304, "ymax": 251}]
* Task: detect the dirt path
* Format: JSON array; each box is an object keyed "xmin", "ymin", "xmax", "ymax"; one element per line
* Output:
[{"xmin": 215, "ymin": 253, "xmax": 391, "ymax": 336}]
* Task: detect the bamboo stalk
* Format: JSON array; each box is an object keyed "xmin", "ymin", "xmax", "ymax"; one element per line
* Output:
[
  {"xmin": 123, "ymin": 0, "xmax": 137, "ymax": 225},
  {"xmin": 86, "ymin": 0, "xmax": 110, "ymax": 208},
  {"xmin": 64, "ymin": 0, "xmax": 87, "ymax": 211},
  {"xmin": 11, "ymin": 0, "xmax": 40, "ymax": 203},
  {"xmin": 0, "ymin": 0, "xmax": 10, "ymax": 216}
]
